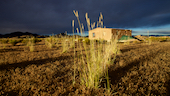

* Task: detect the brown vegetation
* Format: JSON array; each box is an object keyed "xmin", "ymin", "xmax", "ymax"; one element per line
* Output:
[{"xmin": 0, "ymin": 38, "xmax": 170, "ymax": 95}]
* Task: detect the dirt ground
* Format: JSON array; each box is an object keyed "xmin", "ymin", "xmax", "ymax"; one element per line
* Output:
[{"xmin": 0, "ymin": 40, "xmax": 170, "ymax": 95}]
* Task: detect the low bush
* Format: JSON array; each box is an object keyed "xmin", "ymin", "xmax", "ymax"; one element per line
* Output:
[
  {"xmin": 18, "ymin": 39, "xmax": 23, "ymax": 43},
  {"xmin": 22, "ymin": 38, "xmax": 41, "ymax": 45},
  {"xmin": 145, "ymin": 37, "xmax": 168, "ymax": 42},
  {"xmin": 78, "ymin": 38, "xmax": 83, "ymax": 42},
  {"xmin": 1, "ymin": 39, "xmax": 9, "ymax": 44},
  {"xmin": 159, "ymin": 38, "xmax": 167, "ymax": 42},
  {"xmin": 45, "ymin": 36, "xmax": 56, "ymax": 48},
  {"xmin": 133, "ymin": 41, "xmax": 138, "ymax": 44},
  {"xmin": 93, "ymin": 39, "xmax": 108, "ymax": 44},
  {"xmin": 32, "ymin": 38, "xmax": 42, "ymax": 43},
  {"xmin": 22, "ymin": 39, "xmax": 29, "ymax": 44},
  {"xmin": 83, "ymin": 38, "xmax": 90, "ymax": 44},
  {"xmin": 9, "ymin": 40, "xmax": 19, "ymax": 46},
  {"xmin": 27, "ymin": 37, "xmax": 35, "ymax": 52},
  {"xmin": 94, "ymin": 39, "xmax": 99, "ymax": 43}
]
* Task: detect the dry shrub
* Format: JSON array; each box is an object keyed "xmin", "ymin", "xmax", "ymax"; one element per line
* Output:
[
  {"xmin": 145, "ymin": 37, "xmax": 169, "ymax": 43},
  {"xmin": 27, "ymin": 37, "xmax": 35, "ymax": 52},
  {"xmin": 1, "ymin": 39, "xmax": 8, "ymax": 44},
  {"xmin": 45, "ymin": 36, "xmax": 56, "ymax": 49},
  {"xmin": 9, "ymin": 39, "xmax": 20, "ymax": 46},
  {"xmin": 133, "ymin": 40, "xmax": 138, "ymax": 44},
  {"xmin": 83, "ymin": 38, "xmax": 90, "ymax": 45}
]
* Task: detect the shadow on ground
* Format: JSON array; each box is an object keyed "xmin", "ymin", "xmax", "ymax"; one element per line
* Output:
[
  {"xmin": 0, "ymin": 55, "xmax": 73, "ymax": 71},
  {"xmin": 108, "ymin": 45, "xmax": 160, "ymax": 87},
  {"xmin": 120, "ymin": 43, "xmax": 157, "ymax": 53}
]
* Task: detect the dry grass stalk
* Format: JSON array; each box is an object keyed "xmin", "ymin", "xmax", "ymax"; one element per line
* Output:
[
  {"xmin": 72, "ymin": 19, "xmax": 76, "ymax": 85},
  {"xmin": 81, "ymin": 23, "xmax": 84, "ymax": 32},
  {"xmin": 91, "ymin": 22, "xmax": 95, "ymax": 30},
  {"xmin": 76, "ymin": 28, "xmax": 79, "ymax": 34},
  {"xmin": 85, "ymin": 13, "xmax": 91, "ymax": 31},
  {"xmin": 73, "ymin": 10, "xmax": 82, "ymax": 34},
  {"xmin": 97, "ymin": 21, "xmax": 99, "ymax": 28},
  {"xmin": 148, "ymin": 37, "xmax": 152, "ymax": 45},
  {"xmin": 99, "ymin": 12, "xmax": 103, "ymax": 28},
  {"xmin": 147, "ymin": 30, "xmax": 152, "ymax": 45}
]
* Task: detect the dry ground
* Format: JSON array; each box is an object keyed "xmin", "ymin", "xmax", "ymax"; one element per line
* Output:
[{"xmin": 0, "ymin": 40, "xmax": 170, "ymax": 95}]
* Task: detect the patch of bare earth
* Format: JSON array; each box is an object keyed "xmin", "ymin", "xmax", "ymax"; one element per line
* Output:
[{"xmin": 0, "ymin": 40, "xmax": 170, "ymax": 95}]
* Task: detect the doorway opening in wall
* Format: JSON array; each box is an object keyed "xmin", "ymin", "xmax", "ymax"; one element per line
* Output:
[{"xmin": 93, "ymin": 33, "xmax": 95, "ymax": 37}]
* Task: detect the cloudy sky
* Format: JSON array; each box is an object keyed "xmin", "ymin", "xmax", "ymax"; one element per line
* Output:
[{"xmin": 0, "ymin": 0, "xmax": 170, "ymax": 35}]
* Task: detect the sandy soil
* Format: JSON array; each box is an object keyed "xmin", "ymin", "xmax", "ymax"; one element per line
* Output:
[{"xmin": 0, "ymin": 40, "xmax": 170, "ymax": 95}]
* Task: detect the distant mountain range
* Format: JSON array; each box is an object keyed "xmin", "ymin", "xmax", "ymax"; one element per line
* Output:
[
  {"xmin": 0, "ymin": 32, "xmax": 77, "ymax": 38},
  {"xmin": 0, "ymin": 31, "xmax": 39, "ymax": 38}
]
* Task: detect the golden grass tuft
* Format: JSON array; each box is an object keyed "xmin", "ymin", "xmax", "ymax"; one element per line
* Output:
[
  {"xmin": 27, "ymin": 37, "xmax": 35, "ymax": 52},
  {"xmin": 61, "ymin": 38, "xmax": 69, "ymax": 53},
  {"xmin": 45, "ymin": 35, "xmax": 56, "ymax": 49}
]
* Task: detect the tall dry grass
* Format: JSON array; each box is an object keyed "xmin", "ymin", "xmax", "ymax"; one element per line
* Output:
[
  {"xmin": 147, "ymin": 31, "xmax": 152, "ymax": 45},
  {"xmin": 72, "ymin": 10, "xmax": 119, "ymax": 93},
  {"xmin": 26, "ymin": 37, "xmax": 35, "ymax": 52},
  {"xmin": 61, "ymin": 37, "xmax": 70, "ymax": 53}
]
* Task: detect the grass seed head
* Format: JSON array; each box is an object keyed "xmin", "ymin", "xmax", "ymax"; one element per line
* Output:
[
  {"xmin": 85, "ymin": 13, "xmax": 91, "ymax": 31},
  {"xmin": 76, "ymin": 28, "xmax": 79, "ymax": 34},
  {"xmin": 91, "ymin": 22, "xmax": 95, "ymax": 29},
  {"xmin": 73, "ymin": 10, "xmax": 79, "ymax": 18},
  {"xmin": 81, "ymin": 23, "xmax": 84, "ymax": 32},
  {"xmin": 72, "ymin": 20, "xmax": 74, "ymax": 27}
]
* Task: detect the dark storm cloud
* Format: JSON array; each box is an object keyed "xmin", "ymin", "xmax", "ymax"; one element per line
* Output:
[{"xmin": 0, "ymin": 0, "xmax": 170, "ymax": 35}]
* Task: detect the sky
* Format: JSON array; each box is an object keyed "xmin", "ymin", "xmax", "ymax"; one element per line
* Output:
[{"xmin": 0, "ymin": 0, "xmax": 170, "ymax": 36}]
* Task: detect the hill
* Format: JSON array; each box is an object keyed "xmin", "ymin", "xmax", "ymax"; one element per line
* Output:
[{"xmin": 0, "ymin": 31, "xmax": 39, "ymax": 38}]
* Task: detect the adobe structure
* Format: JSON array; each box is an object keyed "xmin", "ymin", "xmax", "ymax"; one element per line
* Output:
[{"xmin": 88, "ymin": 27, "xmax": 132, "ymax": 41}]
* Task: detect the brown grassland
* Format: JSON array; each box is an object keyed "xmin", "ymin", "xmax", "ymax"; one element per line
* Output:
[{"xmin": 0, "ymin": 37, "xmax": 170, "ymax": 95}]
